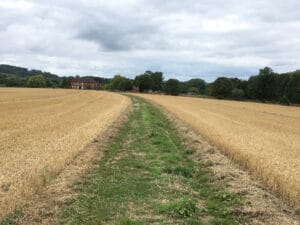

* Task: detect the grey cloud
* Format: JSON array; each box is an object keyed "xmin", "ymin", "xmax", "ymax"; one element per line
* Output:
[
  {"xmin": 77, "ymin": 17, "xmax": 161, "ymax": 51},
  {"xmin": 0, "ymin": 0, "xmax": 300, "ymax": 79}
]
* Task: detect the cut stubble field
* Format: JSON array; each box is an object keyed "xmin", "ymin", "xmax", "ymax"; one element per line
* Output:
[
  {"xmin": 134, "ymin": 94, "xmax": 300, "ymax": 209},
  {"xmin": 0, "ymin": 88, "xmax": 131, "ymax": 218},
  {"xmin": 1, "ymin": 88, "xmax": 300, "ymax": 224}
]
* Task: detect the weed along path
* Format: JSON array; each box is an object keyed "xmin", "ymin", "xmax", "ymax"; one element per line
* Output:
[{"xmin": 59, "ymin": 96, "xmax": 243, "ymax": 225}]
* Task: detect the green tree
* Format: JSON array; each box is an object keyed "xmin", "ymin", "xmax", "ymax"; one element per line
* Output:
[
  {"xmin": 229, "ymin": 78, "xmax": 248, "ymax": 92},
  {"xmin": 45, "ymin": 78, "xmax": 57, "ymax": 88},
  {"xmin": 246, "ymin": 75, "xmax": 259, "ymax": 99},
  {"xmin": 187, "ymin": 87, "xmax": 199, "ymax": 95},
  {"xmin": 5, "ymin": 76, "xmax": 24, "ymax": 87},
  {"xmin": 231, "ymin": 88, "xmax": 245, "ymax": 100},
  {"xmin": 179, "ymin": 82, "xmax": 188, "ymax": 93},
  {"xmin": 275, "ymin": 74, "xmax": 290, "ymax": 100},
  {"xmin": 286, "ymin": 71, "xmax": 300, "ymax": 103},
  {"xmin": 204, "ymin": 84, "xmax": 213, "ymax": 96},
  {"xmin": 101, "ymin": 83, "xmax": 112, "ymax": 90},
  {"xmin": 279, "ymin": 95, "xmax": 290, "ymax": 105},
  {"xmin": 246, "ymin": 67, "xmax": 277, "ymax": 101},
  {"xmin": 140, "ymin": 71, "xmax": 164, "ymax": 91},
  {"xmin": 27, "ymin": 75, "xmax": 46, "ymax": 88},
  {"xmin": 60, "ymin": 77, "xmax": 72, "ymax": 88},
  {"xmin": 211, "ymin": 77, "xmax": 233, "ymax": 98},
  {"xmin": 186, "ymin": 79, "xmax": 206, "ymax": 94},
  {"xmin": 257, "ymin": 67, "xmax": 277, "ymax": 100},
  {"xmin": 259, "ymin": 66, "xmax": 273, "ymax": 76},
  {"xmin": 110, "ymin": 75, "xmax": 132, "ymax": 91},
  {"xmin": 164, "ymin": 79, "xmax": 181, "ymax": 96},
  {"xmin": 134, "ymin": 74, "xmax": 154, "ymax": 92}
]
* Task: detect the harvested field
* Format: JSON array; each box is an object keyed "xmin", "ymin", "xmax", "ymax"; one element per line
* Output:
[
  {"xmin": 134, "ymin": 94, "xmax": 300, "ymax": 209},
  {"xmin": 0, "ymin": 88, "xmax": 131, "ymax": 218}
]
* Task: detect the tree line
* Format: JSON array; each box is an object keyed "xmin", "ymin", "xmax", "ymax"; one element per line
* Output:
[
  {"xmin": 103, "ymin": 67, "xmax": 300, "ymax": 104},
  {"xmin": 0, "ymin": 64, "xmax": 61, "ymax": 87},
  {"xmin": 0, "ymin": 64, "xmax": 110, "ymax": 88},
  {"xmin": 1, "ymin": 64, "xmax": 299, "ymax": 104}
]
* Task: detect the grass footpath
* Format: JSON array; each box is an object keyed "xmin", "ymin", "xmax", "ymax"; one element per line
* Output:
[{"xmin": 59, "ymin": 96, "xmax": 242, "ymax": 225}]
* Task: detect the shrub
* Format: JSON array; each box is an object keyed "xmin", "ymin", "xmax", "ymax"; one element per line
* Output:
[
  {"xmin": 157, "ymin": 198, "xmax": 197, "ymax": 218},
  {"xmin": 163, "ymin": 166, "xmax": 194, "ymax": 178},
  {"xmin": 27, "ymin": 75, "xmax": 46, "ymax": 88},
  {"xmin": 279, "ymin": 95, "xmax": 290, "ymax": 105},
  {"xmin": 187, "ymin": 87, "xmax": 199, "ymax": 95},
  {"xmin": 231, "ymin": 88, "xmax": 245, "ymax": 100}
]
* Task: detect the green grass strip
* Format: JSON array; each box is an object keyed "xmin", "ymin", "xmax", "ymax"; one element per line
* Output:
[{"xmin": 59, "ymin": 96, "xmax": 242, "ymax": 225}]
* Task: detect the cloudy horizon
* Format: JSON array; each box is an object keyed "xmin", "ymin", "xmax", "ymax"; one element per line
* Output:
[{"xmin": 0, "ymin": 0, "xmax": 300, "ymax": 81}]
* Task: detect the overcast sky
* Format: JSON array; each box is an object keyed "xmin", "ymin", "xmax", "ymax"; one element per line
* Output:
[{"xmin": 0, "ymin": 0, "xmax": 300, "ymax": 81}]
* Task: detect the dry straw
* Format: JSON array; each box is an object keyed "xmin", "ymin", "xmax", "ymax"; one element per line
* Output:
[
  {"xmin": 0, "ymin": 88, "xmax": 131, "ymax": 218},
  {"xmin": 137, "ymin": 94, "xmax": 300, "ymax": 209}
]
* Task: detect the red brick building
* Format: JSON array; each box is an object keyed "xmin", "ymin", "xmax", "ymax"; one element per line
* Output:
[{"xmin": 71, "ymin": 76, "xmax": 100, "ymax": 90}]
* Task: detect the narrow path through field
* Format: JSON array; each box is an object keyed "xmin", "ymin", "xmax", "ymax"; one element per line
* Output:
[
  {"xmin": 3, "ymin": 95, "xmax": 298, "ymax": 225},
  {"xmin": 59, "ymin": 96, "xmax": 243, "ymax": 225}
]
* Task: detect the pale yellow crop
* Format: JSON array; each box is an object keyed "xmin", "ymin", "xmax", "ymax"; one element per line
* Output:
[
  {"xmin": 135, "ymin": 93, "xmax": 300, "ymax": 209},
  {"xmin": 0, "ymin": 88, "xmax": 131, "ymax": 218}
]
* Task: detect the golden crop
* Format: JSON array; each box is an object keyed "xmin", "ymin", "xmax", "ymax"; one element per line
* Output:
[
  {"xmin": 136, "ymin": 94, "xmax": 300, "ymax": 208},
  {"xmin": 0, "ymin": 88, "xmax": 131, "ymax": 218}
]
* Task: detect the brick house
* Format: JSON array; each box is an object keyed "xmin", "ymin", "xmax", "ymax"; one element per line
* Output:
[{"xmin": 71, "ymin": 76, "xmax": 100, "ymax": 90}]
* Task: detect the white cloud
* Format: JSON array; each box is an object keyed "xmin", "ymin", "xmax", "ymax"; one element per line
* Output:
[
  {"xmin": 0, "ymin": 0, "xmax": 300, "ymax": 81},
  {"xmin": 0, "ymin": 0, "xmax": 33, "ymax": 10}
]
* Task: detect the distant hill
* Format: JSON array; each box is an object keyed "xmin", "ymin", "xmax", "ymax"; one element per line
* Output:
[
  {"xmin": 0, "ymin": 64, "xmax": 62, "ymax": 87},
  {"xmin": 0, "ymin": 64, "xmax": 111, "ymax": 88},
  {"xmin": 0, "ymin": 64, "xmax": 60, "ymax": 78}
]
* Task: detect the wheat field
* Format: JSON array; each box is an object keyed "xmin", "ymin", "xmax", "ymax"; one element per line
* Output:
[
  {"xmin": 135, "ymin": 94, "xmax": 300, "ymax": 208},
  {"xmin": 0, "ymin": 88, "xmax": 131, "ymax": 218}
]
